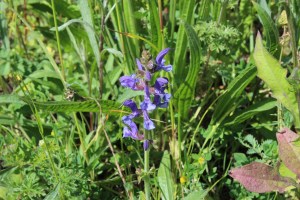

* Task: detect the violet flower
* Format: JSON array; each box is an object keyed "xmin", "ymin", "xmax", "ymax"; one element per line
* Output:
[
  {"xmin": 119, "ymin": 48, "xmax": 172, "ymax": 150},
  {"xmin": 153, "ymin": 77, "xmax": 171, "ymax": 108},
  {"xmin": 155, "ymin": 48, "xmax": 173, "ymax": 72}
]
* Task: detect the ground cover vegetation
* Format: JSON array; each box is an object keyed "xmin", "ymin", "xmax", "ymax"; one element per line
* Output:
[{"xmin": 1, "ymin": 0, "xmax": 300, "ymax": 199}]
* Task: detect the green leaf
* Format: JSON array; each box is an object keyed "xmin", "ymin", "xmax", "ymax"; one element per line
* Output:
[
  {"xmin": 21, "ymin": 99, "xmax": 129, "ymax": 114},
  {"xmin": 276, "ymin": 128, "xmax": 300, "ymax": 177},
  {"xmin": 44, "ymin": 183, "xmax": 60, "ymax": 200},
  {"xmin": 252, "ymin": 1, "xmax": 280, "ymax": 56},
  {"xmin": 0, "ymin": 94, "xmax": 25, "ymax": 105},
  {"xmin": 78, "ymin": 0, "xmax": 100, "ymax": 68},
  {"xmin": 211, "ymin": 65, "xmax": 257, "ymax": 125},
  {"xmin": 184, "ymin": 189, "xmax": 208, "ymax": 200},
  {"xmin": 50, "ymin": 19, "xmax": 95, "ymax": 32},
  {"xmin": 224, "ymin": 100, "xmax": 277, "ymax": 126},
  {"xmin": 279, "ymin": 162, "xmax": 297, "ymax": 181},
  {"xmin": 174, "ymin": 23, "xmax": 201, "ymax": 119},
  {"xmin": 148, "ymin": 0, "xmax": 161, "ymax": 48},
  {"xmin": 123, "ymin": 0, "xmax": 139, "ymax": 56},
  {"xmin": 158, "ymin": 151, "xmax": 175, "ymax": 200},
  {"xmin": 117, "ymin": 90, "xmax": 144, "ymax": 103},
  {"xmin": 253, "ymin": 33, "xmax": 299, "ymax": 128},
  {"xmin": 102, "ymin": 48, "xmax": 123, "ymax": 58},
  {"xmin": 173, "ymin": 0, "xmax": 196, "ymax": 83}
]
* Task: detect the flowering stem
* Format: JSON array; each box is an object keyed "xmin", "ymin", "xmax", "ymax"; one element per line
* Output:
[{"xmin": 144, "ymin": 132, "xmax": 151, "ymax": 200}]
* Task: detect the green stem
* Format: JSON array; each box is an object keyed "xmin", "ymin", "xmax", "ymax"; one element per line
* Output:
[
  {"xmin": 73, "ymin": 113, "xmax": 89, "ymax": 164},
  {"xmin": 51, "ymin": 0, "xmax": 65, "ymax": 81},
  {"xmin": 144, "ymin": 132, "xmax": 151, "ymax": 200}
]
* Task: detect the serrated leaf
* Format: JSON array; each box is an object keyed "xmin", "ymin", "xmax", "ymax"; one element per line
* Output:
[
  {"xmin": 18, "ymin": 97, "xmax": 129, "ymax": 114},
  {"xmin": 230, "ymin": 162, "xmax": 295, "ymax": 193},
  {"xmin": 158, "ymin": 151, "xmax": 175, "ymax": 200},
  {"xmin": 276, "ymin": 128, "xmax": 300, "ymax": 177},
  {"xmin": 244, "ymin": 134, "xmax": 257, "ymax": 147},
  {"xmin": 253, "ymin": 33, "xmax": 299, "ymax": 127}
]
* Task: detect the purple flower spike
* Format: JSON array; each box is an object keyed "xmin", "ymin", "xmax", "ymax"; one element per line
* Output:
[
  {"xmin": 120, "ymin": 48, "xmax": 172, "ymax": 144},
  {"xmin": 155, "ymin": 48, "xmax": 173, "ymax": 72},
  {"xmin": 143, "ymin": 140, "xmax": 150, "ymax": 150},
  {"xmin": 119, "ymin": 74, "xmax": 140, "ymax": 90},
  {"xmin": 136, "ymin": 59, "xmax": 152, "ymax": 81}
]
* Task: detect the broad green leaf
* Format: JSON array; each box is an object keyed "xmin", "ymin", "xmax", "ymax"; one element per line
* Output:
[
  {"xmin": 158, "ymin": 151, "xmax": 175, "ymax": 200},
  {"xmin": 253, "ymin": 33, "xmax": 299, "ymax": 128},
  {"xmin": 184, "ymin": 189, "xmax": 208, "ymax": 200},
  {"xmin": 173, "ymin": 0, "xmax": 195, "ymax": 83},
  {"xmin": 174, "ymin": 23, "xmax": 201, "ymax": 119},
  {"xmin": 276, "ymin": 128, "xmax": 300, "ymax": 177},
  {"xmin": 224, "ymin": 99, "xmax": 276, "ymax": 126},
  {"xmin": 253, "ymin": 1, "xmax": 280, "ymax": 56},
  {"xmin": 230, "ymin": 162, "xmax": 295, "ymax": 193},
  {"xmin": 0, "ymin": 94, "xmax": 25, "ymax": 105},
  {"xmin": 211, "ymin": 65, "xmax": 257, "ymax": 125}
]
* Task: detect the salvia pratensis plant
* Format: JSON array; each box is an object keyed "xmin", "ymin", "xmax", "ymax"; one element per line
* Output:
[
  {"xmin": 119, "ymin": 48, "xmax": 172, "ymax": 199},
  {"xmin": 119, "ymin": 48, "xmax": 172, "ymax": 150}
]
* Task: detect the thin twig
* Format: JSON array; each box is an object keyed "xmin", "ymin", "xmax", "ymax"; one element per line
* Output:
[
  {"xmin": 103, "ymin": 127, "xmax": 133, "ymax": 199},
  {"xmin": 98, "ymin": 10, "xmax": 105, "ymax": 99}
]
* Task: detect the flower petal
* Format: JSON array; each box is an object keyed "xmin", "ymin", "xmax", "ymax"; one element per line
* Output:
[
  {"xmin": 154, "ymin": 77, "xmax": 169, "ymax": 92},
  {"xmin": 156, "ymin": 48, "xmax": 171, "ymax": 64},
  {"xmin": 119, "ymin": 74, "xmax": 139, "ymax": 90},
  {"xmin": 143, "ymin": 140, "xmax": 150, "ymax": 150},
  {"xmin": 143, "ymin": 110, "xmax": 155, "ymax": 130},
  {"xmin": 123, "ymin": 99, "xmax": 138, "ymax": 112},
  {"xmin": 136, "ymin": 58, "xmax": 144, "ymax": 71},
  {"xmin": 140, "ymin": 85, "xmax": 156, "ymax": 111},
  {"xmin": 161, "ymin": 64, "xmax": 172, "ymax": 72}
]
